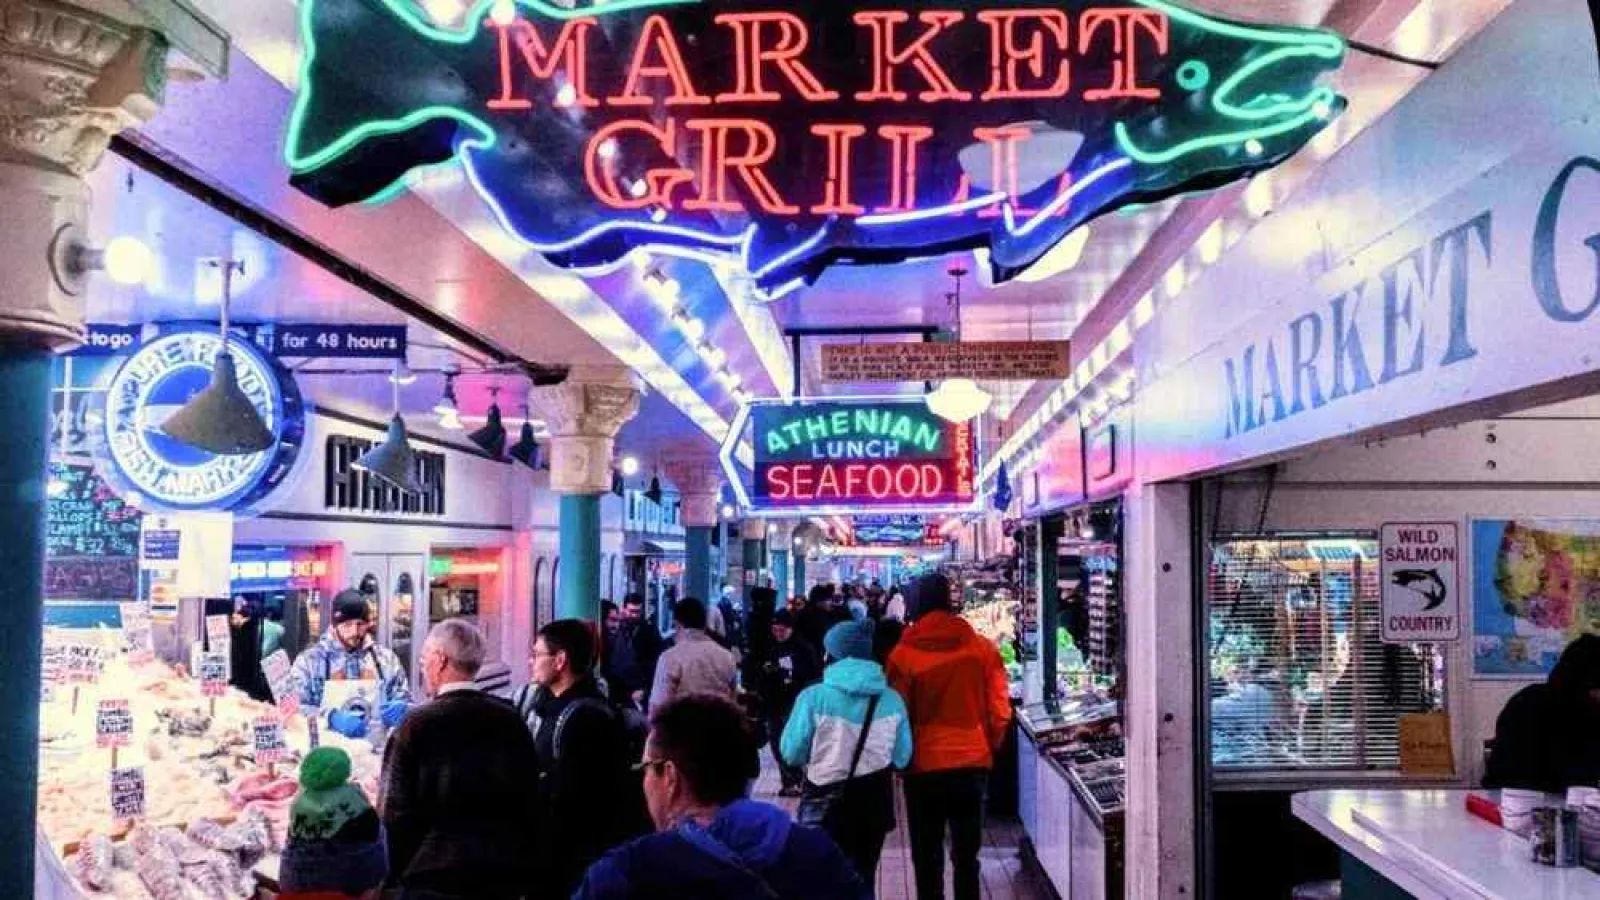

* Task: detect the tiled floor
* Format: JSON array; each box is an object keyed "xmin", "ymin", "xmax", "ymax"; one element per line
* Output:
[{"xmin": 752, "ymin": 751, "xmax": 1056, "ymax": 900}]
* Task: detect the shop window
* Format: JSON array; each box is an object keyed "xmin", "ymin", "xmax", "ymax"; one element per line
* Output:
[{"xmin": 1207, "ymin": 535, "xmax": 1445, "ymax": 774}]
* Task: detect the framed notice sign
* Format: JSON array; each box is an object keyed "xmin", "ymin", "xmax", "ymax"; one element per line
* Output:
[{"xmin": 1380, "ymin": 523, "xmax": 1460, "ymax": 643}]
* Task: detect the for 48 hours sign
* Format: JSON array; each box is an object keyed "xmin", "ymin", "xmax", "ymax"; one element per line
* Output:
[{"xmin": 287, "ymin": 0, "xmax": 1344, "ymax": 296}]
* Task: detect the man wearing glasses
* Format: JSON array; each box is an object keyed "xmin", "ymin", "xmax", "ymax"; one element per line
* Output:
[{"xmin": 573, "ymin": 696, "xmax": 868, "ymax": 899}]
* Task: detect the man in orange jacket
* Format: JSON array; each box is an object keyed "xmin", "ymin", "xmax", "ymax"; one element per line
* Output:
[{"xmin": 886, "ymin": 573, "xmax": 1012, "ymax": 900}]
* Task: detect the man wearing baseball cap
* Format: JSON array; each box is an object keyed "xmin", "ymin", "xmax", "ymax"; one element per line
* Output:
[{"xmin": 291, "ymin": 588, "xmax": 412, "ymax": 739}]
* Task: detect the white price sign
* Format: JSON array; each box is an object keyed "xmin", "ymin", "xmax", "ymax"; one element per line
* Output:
[
  {"xmin": 252, "ymin": 716, "xmax": 288, "ymax": 765},
  {"xmin": 109, "ymin": 767, "xmax": 145, "ymax": 820},
  {"xmin": 119, "ymin": 602, "xmax": 153, "ymax": 662},
  {"xmin": 198, "ymin": 652, "xmax": 229, "ymax": 697},
  {"xmin": 261, "ymin": 649, "xmax": 299, "ymax": 717},
  {"xmin": 1381, "ymin": 522, "xmax": 1461, "ymax": 643},
  {"xmin": 95, "ymin": 699, "xmax": 133, "ymax": 749}
]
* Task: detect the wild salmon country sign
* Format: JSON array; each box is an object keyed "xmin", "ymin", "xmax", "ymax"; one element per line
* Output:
[{"xmin": 287, "ymin": 0, "xmax": 1345, "ymax": 295}]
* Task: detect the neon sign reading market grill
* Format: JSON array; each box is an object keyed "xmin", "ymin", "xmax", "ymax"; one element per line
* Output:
[
  {"xmin": 287, "ymin": 0, "xmax": 1346, "ymax": 295},
  {"xmin": 725, "ymin": 398, "xmax": 979, "ymax": 515}
]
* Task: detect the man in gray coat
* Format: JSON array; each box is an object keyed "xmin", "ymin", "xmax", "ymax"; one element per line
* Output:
[{"xmin": 649, "ymin": 597, "xmax": 738, "ymax": 717}]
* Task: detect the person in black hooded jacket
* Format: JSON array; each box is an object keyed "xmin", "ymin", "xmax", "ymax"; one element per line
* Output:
[
  {"xmin": 1484, "ymin": 633, "xmax": 1600, "ymax": 793},
  {"xmin": 515, "ymin": 619, "xmax": 649, "ymax": 896}
]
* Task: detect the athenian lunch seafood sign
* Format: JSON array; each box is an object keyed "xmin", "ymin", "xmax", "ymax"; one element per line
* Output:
[{"xmin": 286, "ymin": 0, "xmax": 1344, "ymax": 295}]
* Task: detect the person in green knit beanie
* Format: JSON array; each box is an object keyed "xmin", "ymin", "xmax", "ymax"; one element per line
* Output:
[{"xmin": 279, "ymin": 746, "xmax": 387, "ymax": 899}]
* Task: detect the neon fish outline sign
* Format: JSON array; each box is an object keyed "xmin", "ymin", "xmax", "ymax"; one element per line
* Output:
[{"xmin": 286, "ymin": 0, "xmax": 1345, "ymax": 297}]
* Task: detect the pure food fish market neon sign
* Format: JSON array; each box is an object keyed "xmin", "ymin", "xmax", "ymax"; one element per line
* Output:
[
  {"xmin": 732, "ymin": 398, "xmax": 978, "ymax": 514},
  {"xmin": 287, "ymin": 0, "xmax": 1345, "ymax": 296}
]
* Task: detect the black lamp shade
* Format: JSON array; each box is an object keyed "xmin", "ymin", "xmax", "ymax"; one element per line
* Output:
[
  {"xmin": 158, "ymin": 351, "xmax": 276, "ymax": 455},
  {"xmin": 353, "ymin": 414, "xmax": 422, "ymax": 493}
]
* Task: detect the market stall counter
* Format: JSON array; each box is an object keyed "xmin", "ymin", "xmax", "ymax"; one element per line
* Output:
[
  {"xmin": 1293, "ymin": 790, "xmax": 1600, "ymax": 900},
  {"xmin": 34, "ymin": 633, "xmax": 384, "ymax": 899},
  {"xmin": 1015, "ymin": 701, "xmax": 1124, "ymax": 900}
]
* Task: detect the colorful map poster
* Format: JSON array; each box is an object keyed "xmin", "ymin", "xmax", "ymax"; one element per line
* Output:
[{"xmin": 1472, "ymin": 519, "xmax": 1600, "ymax": 677}]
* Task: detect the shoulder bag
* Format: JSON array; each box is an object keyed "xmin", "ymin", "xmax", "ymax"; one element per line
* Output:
[{"xmin": 796, "ymin": 693, "xmax": 880, "ymax": 827}]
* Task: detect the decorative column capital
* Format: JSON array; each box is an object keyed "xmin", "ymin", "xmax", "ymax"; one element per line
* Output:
[
  {"xmin": 661, "ymin": 457, "xmax": 721, "ymax": 528},
  {"xmin": 0, "ymin": 2, "xmax": 167, "ymax": 176},
  {"xmin": 530, "ymin": 365, "xmax": 643, "ymax": 495},
  {"xmin": 0, "ymin": 0, "xmax": 173, "ymax": 350},
  {"xmin": 740, "ymin": 519, "xmax": 768, "ymax": 542}
]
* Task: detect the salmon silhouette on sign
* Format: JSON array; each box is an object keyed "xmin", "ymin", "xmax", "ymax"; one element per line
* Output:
[{"xmin": 286, "ymin": 0, "xmax": 1345, "ymax": 296}]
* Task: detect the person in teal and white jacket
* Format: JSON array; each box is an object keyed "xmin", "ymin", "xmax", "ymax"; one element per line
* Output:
[{"xmin": 780, "ymin": 619, "xmax": 913, "ymax": 895}]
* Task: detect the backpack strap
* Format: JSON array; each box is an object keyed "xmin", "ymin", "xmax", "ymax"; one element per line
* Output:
[{"xmin": 553, "ymin": 697, "xmax": 616, "ymax": 763}]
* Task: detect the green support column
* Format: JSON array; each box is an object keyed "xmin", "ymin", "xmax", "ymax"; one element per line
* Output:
[
  {"xmin": 1039, "ymin": 514, "xmax": 1065, "ymax": 708},
  {"xmin": 742, "ymin": 529, "xmax": 764, "ymax": 610},
  {"xmin": 686, "ymin": 525, "xmax": 714, "ymax": 602},
  {"xmin": 771, "ymin": 550, "xmax": 788, "ymax": 600},
  {"xmin": 558, "ymin": 493, "xmax": 602, "ymax": 621},
  {"xmin": 531, "ymin": 365, "xmax": 643, "ymax": 625},
  {"xmin": 0, "ymin": 350, "xmax": 50, "ymax": 889},
  {"xmin": 793, "ymin": 553, "xmax": 806, "ymax": 599}
]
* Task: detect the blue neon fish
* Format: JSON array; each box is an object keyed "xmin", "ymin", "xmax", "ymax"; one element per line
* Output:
[{"xmin": 287, "ymin": 0, "xmax": 1345, "ymax": 296}]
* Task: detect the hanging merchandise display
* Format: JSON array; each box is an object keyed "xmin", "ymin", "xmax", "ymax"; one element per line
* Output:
[
  {"xmin": 285, "ymin": 0, "xmax": 1345, "ymax": 296},
  {"xmin": 97, "ymin": 327, "xmax": 305, "ymax": 513},
  {"xmin": 725, "ymin": 396, "xmax": 979, "ymax": 515}
]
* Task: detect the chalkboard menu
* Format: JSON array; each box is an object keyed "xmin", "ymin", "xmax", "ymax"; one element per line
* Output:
[{"xmin": 45, "ymin": 463, "xmax": 141, "ymax": 600}]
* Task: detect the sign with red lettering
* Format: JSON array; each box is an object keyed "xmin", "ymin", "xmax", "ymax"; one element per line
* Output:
[
  {"xmin": 731, "ymin": 398, "xmax": 978, "ymax": 515},
  {"xmin": 1381, "ymin": 522, "xmax": 1459, "ymax": 643},
  {"xmin": 287, "ymin": 0, "xmax": 1344, "ymax": 297}
]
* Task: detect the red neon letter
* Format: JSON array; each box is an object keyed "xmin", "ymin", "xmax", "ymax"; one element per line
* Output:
[
  {"xmin": 1079, "ymin": 8, "xmax": 1168, "ymax": 101},
  {"xmin": 815, "ymin": 465, "xmax": 839, "ymax": 498},
  {"xmin": 584, "ymin": 119, "xmax": 692, "ymax": 209},
  {"xmin": 853, "ymin": 11, "xmax": 972, "ymax": 102},
  {"xmin": 715, "ymin": 13, "xmax": 838, "ymax": 102},
  {"xmin": 920, "ymin": 464, "xmax": 944, "ymax": 497},
  {"xmin": 972, "ymin": 125, "xmax": 1039, "ymax": 218},
  {"xmin": 976, "ymin": 10, "xmax": 1070, "ymax": 101},
  {"xmin": 877, "ymin": 125, "xmax": 934, "ymax": 213},
  {"xmin": 844, "ymin": 464, "xmax": 865, "ymax": 498},
  {"xmin": 683, "ymin": 119, "xmax": 799, "ymax": 215},
  {"xmin": 490, "ymin": 18, "xmax": 599, "ymax": 110},
  {"xmin": 611, "ymin": 15, "xmax": 711, "ymax": 107},
  {"xmin": 867, "ymin": 465, "xmax": 892, "ymax": 499},
  {"xmin": 810, "ymin": 124, "xmax": 867, "ymax": 215},
  {"xmin": 793, "ymin": 465, "xmax": 815, "ymax": 499},
  {"xmin": 895, "ymin": 464, "xmax": 921, "ymax": 497},
  {"xmin": 767, "ymin": 465, "xmax": 791, "ymax": 499}
]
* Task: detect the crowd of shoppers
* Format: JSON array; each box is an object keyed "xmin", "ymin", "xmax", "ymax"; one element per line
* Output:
[{"xmin": 278, "ymin": 570, "xmax": 1010, "ymax": 900}]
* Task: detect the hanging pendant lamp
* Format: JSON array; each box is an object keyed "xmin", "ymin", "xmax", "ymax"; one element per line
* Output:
[
  {"xmin": 509, "ymin": 408, "xmax": 540, "ymax": 469},
  {"xmin": 469, "ymin": 387, "xmax": 508, "ymax": 458},
  {"xmin": 645, "ymin": 472, "xmax": 664, "ymax": 505},
  {"xmin": 353, "ymin": 376, "xmax": 421, "ymax": 493},
  {"xmin": 354, "ymin": 414, "xmax": 423, "ymax": 493},
  {"xmin": 159, "ymin": 259, "xmax": 276, "ymax": 455}
]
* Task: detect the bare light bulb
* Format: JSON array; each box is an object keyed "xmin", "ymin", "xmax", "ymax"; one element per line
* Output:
[{"xmin": 103, "ymin": 236, "xmax": 153, "ymax": 286}]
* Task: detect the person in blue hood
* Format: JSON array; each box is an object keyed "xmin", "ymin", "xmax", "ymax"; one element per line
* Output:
[
  {"xmin": 781, "ymin": 619, "xmax": 913, "ymax": 894},
  {"xmin": 573, "ymin": 695, "xmax": 868, "ymax": 900}
]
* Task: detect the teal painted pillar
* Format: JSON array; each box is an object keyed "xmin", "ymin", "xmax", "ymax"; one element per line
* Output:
[
  {"xmin": 558, "ymin": 493, "xmax": 602, "ymax": 621},
  {"xmin": 742, "ymin": 529, "xmax": 764, "ymax": 609},
  {"xmin": 793, "ymin": 553, "xmax": 806, "ymax": 599},
  {"xmin": 771, "ymin": 550, "xmax": 788, "ymax": 600},
  {"xmin": 686, "ymin": 525, "xmax": 714, "ymax": 602},
  {"xmin": 0, "ymin": 349, "xmax": 49, "ymax": 889}
]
